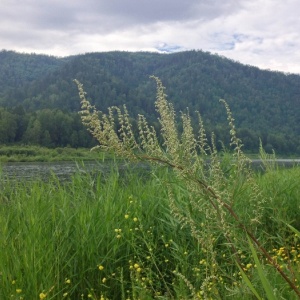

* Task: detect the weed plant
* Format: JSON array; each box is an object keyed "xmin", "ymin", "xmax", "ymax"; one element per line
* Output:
[{"xmin": 67, "ymin": 77, "xmax": 300, "ymax": 299}]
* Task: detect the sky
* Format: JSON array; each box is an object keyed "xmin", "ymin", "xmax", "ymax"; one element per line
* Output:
[{"xmin": 1, "ymin": 0, "xmax": 300, "ymax": 74}]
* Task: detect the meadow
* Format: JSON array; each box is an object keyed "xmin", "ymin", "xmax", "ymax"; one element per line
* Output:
[
  {"xmin": 0, "ymin": 161, "xmax": 300, "ymax": 299},
  {"xmin": 1, "ymin": 77, "xmax": 300, "ymax": 299}
]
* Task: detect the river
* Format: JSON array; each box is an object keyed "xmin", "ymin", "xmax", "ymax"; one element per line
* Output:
[
  {"xmin": 0, "ymin": 161, "xmax": 111, "ymax": 181},
  {"xmin": 0, "ymin": 160, "xmax": 151, "ymax": 181},
  {"xmin": 1, "ymin": 159, "xmax": 300, "ymax": 181}
]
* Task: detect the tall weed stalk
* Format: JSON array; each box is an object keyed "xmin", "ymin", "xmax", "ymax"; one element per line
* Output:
[{"xmin": 75, "ymin": 77, "xmax": 300, "ymax": 299}]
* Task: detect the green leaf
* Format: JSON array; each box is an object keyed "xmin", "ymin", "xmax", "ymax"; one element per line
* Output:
[
  {"xmin": 285, "ymin": 223, "xmax": 300, "ymax": 237},
  {"xmin": 247, "ymin": 235, "xmax": 277, "ymax": 300},
  {"xmin": 236, "ymin": 263, "xmax": 262, "ymax": 300}
]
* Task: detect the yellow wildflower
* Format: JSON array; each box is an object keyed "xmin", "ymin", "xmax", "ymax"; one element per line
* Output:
[{"xmin": 39, "ymin": 292, "xmax": 47, "ymax": 299}]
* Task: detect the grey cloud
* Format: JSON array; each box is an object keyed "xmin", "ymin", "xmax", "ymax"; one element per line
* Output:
[
  {"xmin": 1, "ymin": 0, "xmax": 300, "ymax": 73},
  {"xmin": 1, "ymin": 0, "xmax": 245, "ymax": 37},
  {"xmin": 79, "ymin": 0, "xmax": 244, "ymax": 29},
  {"xmin": 93, "ymin": 0, "xmax": 200, "ymax": 23}
]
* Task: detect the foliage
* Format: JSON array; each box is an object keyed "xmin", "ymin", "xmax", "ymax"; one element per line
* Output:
[
  {"xmin": 1, "ymin": 50, "xmax": 300, "ymax": 154},
  {"xmin": 1, "ymin": 163, "xmax": 300, "ymax": 299},
  {"xmin": 0, "ymin": 50, "xmax": 67, "ymax": 97},
  {"xmin": 0, "ymin": 107, "xmax": 95, "ymax": 148},
  {"xmin": 74, "ymin": 77, "xmax": 300, "ymax": 299}
]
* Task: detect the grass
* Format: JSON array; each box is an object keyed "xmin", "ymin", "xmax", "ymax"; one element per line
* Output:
[
  {"xmin": 0, "ymin": 145, "xmax": 111, "ymax": 162},
  {"xmin": 0, "ymin": 162, "xmax": 300, "ymax": 299}
]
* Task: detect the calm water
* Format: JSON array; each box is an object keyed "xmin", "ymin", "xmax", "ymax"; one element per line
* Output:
[
  {"xmin": 0, "ymin": 160, "xmax": 151, "ymax": 181},
  {"xmin": 251, "ymin": 159, "xmax": 300, "ymax": 170},
  {"xmin": 0, "ymin": 161, "xmax": 103, "ymax": 181},
  {"xmin": 1, "ymin": 159, "xmax": 300, "ymax": 181}
]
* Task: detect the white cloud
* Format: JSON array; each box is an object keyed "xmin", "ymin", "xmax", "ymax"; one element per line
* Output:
[{"xmin": 1, "ymin": 0, "xmax": 300, "ymax": 74}]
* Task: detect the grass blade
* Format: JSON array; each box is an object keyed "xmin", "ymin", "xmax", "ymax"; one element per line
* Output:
[
  {"xmin": 236, "ymin": 263, "xmax": 262, "ymax": 300},
  {"xmin": 247, "ymin": 235, "xmax": 276, "ymax": 300}
]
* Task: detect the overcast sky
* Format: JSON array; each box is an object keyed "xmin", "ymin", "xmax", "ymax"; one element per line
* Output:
[{"xmin": 1, "ymin": 0, "xmax": 300, "ymax": 74}]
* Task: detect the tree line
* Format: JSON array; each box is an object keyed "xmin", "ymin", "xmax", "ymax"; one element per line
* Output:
[
  {"xmin": 1, "ymin": 104, "xmax": 299, "ymax": 155},
  {"xmin": 0, "ymin": 106, "xmax": 94, "ymax": 148}
]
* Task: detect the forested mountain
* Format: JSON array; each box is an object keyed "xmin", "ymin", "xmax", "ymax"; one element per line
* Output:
[
  {"xmin": 0, "ymin": 49, "xmax": 300, "ymax": 154},
  {"xmin": 0, "ymin": 50, "xmax": 70, "ymax": 96}
]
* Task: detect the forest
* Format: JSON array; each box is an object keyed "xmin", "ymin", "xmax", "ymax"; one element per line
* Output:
[{"xmin": 0, "ymin": 49, "xmax": 300, "ymax": 154}]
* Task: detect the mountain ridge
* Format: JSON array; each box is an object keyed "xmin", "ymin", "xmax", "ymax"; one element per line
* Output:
[{"xmin": 0, "ymin": 49, "xmax": 299, "ymax": 154}]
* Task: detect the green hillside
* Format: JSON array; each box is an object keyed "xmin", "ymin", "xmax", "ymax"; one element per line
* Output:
[{"xmin": 0, "ymin": 50, "xmax": 299, "ymax": 154}]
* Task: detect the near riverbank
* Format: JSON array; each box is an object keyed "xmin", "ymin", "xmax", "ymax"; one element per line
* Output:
[{"xmin": 1, "ymin": 162, "xmax": 300, "ymax": 299}]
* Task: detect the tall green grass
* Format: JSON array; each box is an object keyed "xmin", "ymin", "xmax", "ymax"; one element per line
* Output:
[
  {"xmin": 0, "ymin": 166, "xmax": 197, "ymax": 299},
  {"xmin": 1, "ymin": 164, "xmax": 300, "ymax": 299}
]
